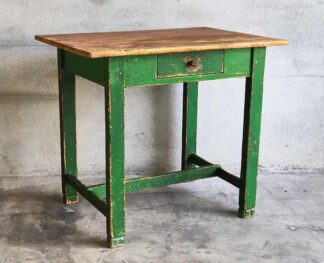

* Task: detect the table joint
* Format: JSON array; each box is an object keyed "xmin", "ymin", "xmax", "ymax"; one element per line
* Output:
[{"xmin": 65, "ymin": 174, "xmax": 107, "ymax": 216}]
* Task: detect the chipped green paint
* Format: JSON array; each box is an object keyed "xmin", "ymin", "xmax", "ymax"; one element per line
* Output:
[
  {"xmin": 105, "ymin": 56, "xmax": 126, "ymax": 248},
  {"xmin": 238, "ymin": 47, "xmax": 266, "ymax": 218},
  {"xmin": 87, "ymin": 154, "xmax": 241, "ymax": 198},
  {"xmin": 125, "ymin": 164, "xmax": 221, "ymax": 192},
  {"xmin": 87, "ymin": 183, "xmax": 106, "ymax": 198},
  {"xmin": 189, "ymin": 154, "xmax": 241, "ymax": 188},
  {"xmin": 124, "ymin": 48, "xmax": 251, "ymax": 87},
  {"xmin": 224, "ymin": 48, "xmax": 252, "ymax": 74},
  {"xmin": 182, "ymin": 82, "xmax": 198, "ymax": 170},
  {"xmin": 62, "ymin": 50, "xmax": 106, "ymax": 86},
  {"xmin": 66, "ymin": 174, "xmax": 107, "ymax": 215},
  {"xmin": 58, "ymin": 49, "xmax": 78, "ymax": 204},
  {"xmin": 59, "ymin": 49, "xmax": 251, "ymax": 89},
  {"xmin": 56, "ymin": 46, "xmax": 267, "ymax": 247},
  {"xmin": 157, "ymin": 50, "xmax": 223, "ymax": 78}
]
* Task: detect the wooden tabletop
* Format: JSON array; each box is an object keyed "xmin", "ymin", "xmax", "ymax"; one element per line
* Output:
[{"xmin": 35, "ymin": 27, "xmax": 287, "ymax": 58}]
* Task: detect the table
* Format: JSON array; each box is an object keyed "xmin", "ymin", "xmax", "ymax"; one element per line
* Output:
[{"xmin": 35, "ymin": 27, "xmax": 287, "ymax": 248}]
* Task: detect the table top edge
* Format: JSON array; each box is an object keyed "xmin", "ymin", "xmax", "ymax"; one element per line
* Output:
[{"xmin": 35, "ymin": 27, "xmax": 288, "ymax": 58}]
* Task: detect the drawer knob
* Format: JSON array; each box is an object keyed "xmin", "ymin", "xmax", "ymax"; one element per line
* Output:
[{"xmin": 185, "ymin": 58, "xmax": 201, "ymax": 71}]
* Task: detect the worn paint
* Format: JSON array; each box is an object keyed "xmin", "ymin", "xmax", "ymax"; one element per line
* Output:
[
  {"xmin": 57, "ymin": 49, "xmax": 78, "ymax": 204},
  {"xmin": 124, "ymin": 49, "xmax": 251, "ymax": 87},
  {"xmin": 125, "ymin": 164, "xmax": 221, "ymax": 192},
  {"xmin": 224, "ymin": 48, "xmax": 252, "ymax": 74},
  {"xmin": 66, "ymin": 174, "xmax": 107, "ymax": 215},
  {"xmin": 105, "ymin": 56, "xmax": 126, "ymax": 248},
  {"xmin": 157, "ymin": 50, "xmax": 223, "ymax": 78},
  {"xmin": 182, "ymin": 82, "xmax": 198, "ymax": 170},
  {"xmin": 189, "ymin": 154, "xmax": 241, "ymax": 188},
  {"xmin": 62, "ymin": 50, "xmax": 107, "ymax": 86},
  {"xmin": 87, "ymin": 153, "xmax": 241, "ymax": 198},
  {"xmin": 56, "ymin": 46, "xmax": 267, "ymax": 247},
  {"xmin": 58, "ymin": 49, "xmax": 252, "ymax": 88},
  {"xmin": 238, "ymin": 47, "xmax": 266, "ymax": 218}
]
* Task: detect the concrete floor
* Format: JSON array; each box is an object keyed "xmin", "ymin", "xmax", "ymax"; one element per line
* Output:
[{"xmin": 0, "ymin": 172, "xmax": 323, "ymax": 263}]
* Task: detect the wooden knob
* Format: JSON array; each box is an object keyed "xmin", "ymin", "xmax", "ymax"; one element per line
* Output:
[{"xmin": 185, "ymin": 58, "xmax": 200, "ymax": 71}]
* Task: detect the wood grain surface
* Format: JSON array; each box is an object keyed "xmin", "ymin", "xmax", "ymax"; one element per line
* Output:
[{"xmin": 35, "ymin": 27, "xmax": 288, "ymax": 58}]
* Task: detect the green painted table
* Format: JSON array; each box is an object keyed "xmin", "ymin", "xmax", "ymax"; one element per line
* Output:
[{"xmin": 35, "ymin": 27, "xmax": 287, "ymax": 248}]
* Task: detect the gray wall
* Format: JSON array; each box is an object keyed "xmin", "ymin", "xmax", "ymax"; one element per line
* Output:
[{"xmin": 0, "ymin": 0, "xmax": 323, "ymax": 178}]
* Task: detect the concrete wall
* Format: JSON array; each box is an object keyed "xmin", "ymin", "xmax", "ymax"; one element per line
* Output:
[{"xmin": 0, "ymin": 0, "xmax": 323, "ymax": 178}]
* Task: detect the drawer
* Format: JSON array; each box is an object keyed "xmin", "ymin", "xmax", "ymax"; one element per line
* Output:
[{"xmin": 157, "ymin": 50, "xmax": 224, "ymax": 78}]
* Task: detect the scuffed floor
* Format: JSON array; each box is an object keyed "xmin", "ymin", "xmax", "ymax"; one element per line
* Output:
[{"xmin": 0, "ymin": 172, "xmax": 323, "ymax": 263}]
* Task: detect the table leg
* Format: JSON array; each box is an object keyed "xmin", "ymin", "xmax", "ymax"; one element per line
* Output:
[
  {"xmin": 239, "ymin": 47, "xmax": 266, "ymax": 218},
  {"xmin": 182, "ymin": 82, "xmax": 198, "ymax": 170},
  {"xmin": 105, "ymin": 57, "xmax": 126, "ymax": 247},
  {"xmin": 58, "ymin": 49, "xmax": 78, "ymax": 204}
]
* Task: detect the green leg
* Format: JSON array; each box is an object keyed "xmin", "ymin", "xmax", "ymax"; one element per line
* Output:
[
  {"xmin": 239, "ymin": 47, "xmax": 266, "ymax": 218},
  {"xmin": 181, "ymin": 82, "xmax": 198, "ymax": 170},
  {"xmin": 58, "ymin": 49, "xmax": 78, "ymax": 204},
  {"xmin": 105, "ymin": 57, "xmax": 126, "ymax": 248}
]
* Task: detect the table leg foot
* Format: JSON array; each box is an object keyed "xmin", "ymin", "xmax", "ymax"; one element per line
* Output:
[
  {"xmin": 64, "ymin": 195, "xmax": 79, "ymax": 205},
  {"xmin": 107, "ymin": 236, "xmax": 125, "ymax": 248},
  {"xmin": 238, "ymin": 207, "xmax": 255, "ymax": 219}
]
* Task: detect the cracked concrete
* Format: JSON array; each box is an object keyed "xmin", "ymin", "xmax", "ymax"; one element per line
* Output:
[{"xmin": 1, "ymin": 172, "xmax": 323, "ymax": 262}]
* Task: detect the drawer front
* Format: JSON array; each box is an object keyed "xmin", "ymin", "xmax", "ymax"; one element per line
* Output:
[{"xmin": 157, "ymin": 50, "xmax": 224, "ymax": 78}]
